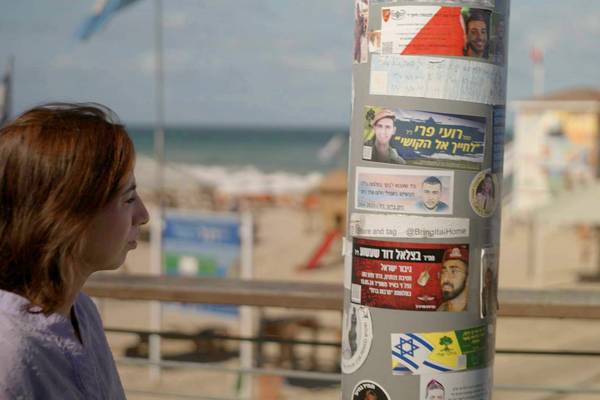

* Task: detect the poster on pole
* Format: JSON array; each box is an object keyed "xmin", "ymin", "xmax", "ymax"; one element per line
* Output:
[
  {"xmin": 162, "ymin": 210, "xmax": 243, "ymax": 316},
  {"xmin": 391, "ymin": 325, "xmax": 488, "ymax": 375},
  {"xmin": 380, "ymin": 6, "xmax": 505, "ymax": 64},
  {"xmin": 370, "ymin": 54, "xmax": 506, "ymax": 105},
  {"xmin": 419, "ymin": 368, "xmax": 492, "ymax": 399},
  {"xmin": 350, "ymin": 212, "xmax": 470, "ymax": 240},
  {"xmin": 356, "ymin": 167, "xmax": 454, "ymax": 215},
  {"xmin": 362, "ymin": 106, "xmax": 486, "ymax": 171},
  {"xmin": 351, "ymin": 239, "xmax": 470, "ymax": 312}
]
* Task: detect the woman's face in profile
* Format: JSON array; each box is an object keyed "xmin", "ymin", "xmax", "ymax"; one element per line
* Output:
[{"xmin": 78, "ymin": 172, "xmax": 149, "ymax": 272}]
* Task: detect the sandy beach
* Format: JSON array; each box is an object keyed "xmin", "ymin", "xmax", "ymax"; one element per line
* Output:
[{"xmin": 96, "ymin": 188, "xmax": 600, "ymax": 399}]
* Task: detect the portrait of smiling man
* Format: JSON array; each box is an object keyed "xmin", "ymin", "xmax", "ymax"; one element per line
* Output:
[{"xmin": 464, "ymin": 10, "xmax": 490, "ymax": 58}]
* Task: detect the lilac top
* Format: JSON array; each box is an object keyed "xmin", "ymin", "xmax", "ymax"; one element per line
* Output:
[{"xmin": 0, "ymin": 290, "xmax": 126, "ymax": 399}]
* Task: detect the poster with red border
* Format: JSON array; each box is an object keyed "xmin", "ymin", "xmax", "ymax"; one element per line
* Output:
[{"xmin": 351, "ymin": 239, "xmax": 469, "ymax": 311}]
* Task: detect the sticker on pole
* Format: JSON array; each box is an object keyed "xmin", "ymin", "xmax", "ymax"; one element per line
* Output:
[
  {"xmin": 373, "ymin": 0, "xmax": 495, "ymax": 6},
  {"xmin": 370, "ymin": 55, "xmax": 505, "ymax": 105},
  {"xmin": 391, "ymin": 325, "xmax": 488, "ymax": 375},
  {"xmin": 352, "ymin": 239, "xmax": 470, "ymax": 312},
  {"xmin": 353, "ymin": 0, "xmax": 369, "ymax": 64},
  {"xmin": 350, "ymin": 213, "xmax": 469, "ymax": 239},
  {"xmin": 420, "ymin": 368, "xmax": 493, "ymax": 400},
  {"xmin": 469, "ymin": 169, "xmax": 498, "ymax": 217},
  {"xmin": 341, "ymin": 303, "xmax": 373, "ymax": 374},
  {"xmin": 362, "ymin": 106, "xmax": 486, "ymax": 171},
  {"xmin": 352, "ymin": 380, "xmax": 391, "ymax": 400},
  {"xmin": 480, "ymin": 248, "xmax": 499, "ymax": 318},
  {"xmin": 355, "ymin": 167, "xmax": 454, "ymax": 215},
  {"xmin": 380, "ymin": 6, "xmax": 505, "ymax": 64}
]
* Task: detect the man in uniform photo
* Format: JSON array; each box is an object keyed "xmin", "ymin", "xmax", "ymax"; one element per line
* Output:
[
  {"xmin": 438, "ymin": 247, "xmax": 469, "ymax": 311},
  {"xmin": 365, "ymin": 109, "xmax": 406, "ymax": 164}
]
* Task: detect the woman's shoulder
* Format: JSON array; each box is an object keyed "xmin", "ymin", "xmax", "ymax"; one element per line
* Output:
[
  {"xmin": 0, "ymin": 315, "xmax": 60, "ymax": 397},
  {"xmin": 0, "ymin": 306, "xmax": 86, "ymax": 398},
  {"xmin": 74, "ymin": 291, "xmax": 102, "ymax": 326}
]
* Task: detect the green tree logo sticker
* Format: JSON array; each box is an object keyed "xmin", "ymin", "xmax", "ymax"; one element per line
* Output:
[{"xmin": 439, "ymin": 336, "xmax": 453, "ymax": 352}]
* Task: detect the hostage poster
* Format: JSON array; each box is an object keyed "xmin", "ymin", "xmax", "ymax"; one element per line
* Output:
[
  {"xmin": 363, "ymin": 107, "xmax": 486, "ymax": 171},
  {"xmin": 380, "ymin": 6, "xmax": 505, "ymax": 64},
  {"xmin": 351, "ymin": 239, "xmax": 469, "ymax": 311}
]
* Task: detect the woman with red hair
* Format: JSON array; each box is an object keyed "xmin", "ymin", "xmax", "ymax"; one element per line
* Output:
[{"xmin": 0, "ymin": 103, "xmax": 149, "ymax": 398}]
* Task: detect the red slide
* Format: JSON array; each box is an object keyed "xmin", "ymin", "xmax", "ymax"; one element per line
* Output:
[{"xmin": 301, "ymin": 229, "xmax": 340, "ymax": 271}]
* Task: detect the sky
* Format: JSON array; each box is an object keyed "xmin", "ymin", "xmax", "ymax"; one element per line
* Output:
[{"xmin": 0, "ymin": 0, "xmax": 598, "ymax": 127}]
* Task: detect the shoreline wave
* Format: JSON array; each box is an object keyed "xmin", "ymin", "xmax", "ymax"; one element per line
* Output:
[{"xmin": 135, "ymin": 155, "xmax": 324, "ymax": 196}]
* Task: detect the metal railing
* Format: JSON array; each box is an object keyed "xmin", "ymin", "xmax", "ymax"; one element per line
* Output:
[{"xmin": 86, "ymin": 273, "xmax": 600, "ymax": 399}]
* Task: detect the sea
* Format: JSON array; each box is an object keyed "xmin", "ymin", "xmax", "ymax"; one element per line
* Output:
[{"xmin": 128, "ymin": 125, "xmax": 349, "ymax": 194}]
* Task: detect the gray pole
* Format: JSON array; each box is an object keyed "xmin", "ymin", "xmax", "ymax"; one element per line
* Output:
[{"xmin": 342, "ymin": 1, "xmax": 509, "ymax": 398}]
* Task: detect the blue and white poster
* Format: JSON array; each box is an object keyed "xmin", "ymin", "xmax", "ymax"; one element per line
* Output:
[{"xmin": 162, "ymin": 210, "xmax": 242, "ymax": 316}]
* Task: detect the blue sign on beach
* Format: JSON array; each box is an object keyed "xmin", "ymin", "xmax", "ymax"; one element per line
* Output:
[{"xmin": 162, "ymin": 211, "xmax": 243, "ymax": 316}]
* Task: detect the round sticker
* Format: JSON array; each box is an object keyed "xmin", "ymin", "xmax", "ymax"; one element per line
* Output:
[
  {"xmin": 469, "ymin": 170, "xmax": 498, "ymax": 217},
  {"xmin": 341, "ymin": 303, "xmax": 373, "ymax": 374},
  {"xmin": 352, "ymin": 380, "xmax": 390, "ymax": 400}
]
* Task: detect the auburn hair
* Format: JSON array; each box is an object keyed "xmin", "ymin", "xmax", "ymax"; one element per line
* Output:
[{"xmin": 0, "ymin": 103, "xmax": 134, "ymax": 314}]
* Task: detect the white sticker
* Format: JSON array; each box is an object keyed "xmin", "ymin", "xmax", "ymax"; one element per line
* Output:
[
  {"xmin": 344, "ymin": 237, "xmax": 353, "ymax": 289},
  {"xmin": 480, "ymin": 248, "xmax": 499, "ymax": 318},
  {"xmin": 355, "ymin": 166, "xmax": 454, "ymax": 215},
  {"xmin": 420, "ymin": 368, "xmax": 493, "ymax": 400},
  {"xmin": 352, "ymin": 380, "xmax": 391, "ymax": 400},
  {"xmin": 341, "ymin": 304, "xmax": 373, "ymax": 374},
  {"xmin": 373, "ymin": 0, "xmax": 495, "ymax": 6},
  {"xmin": 370, "ymin": 55, "xmax": 505, "ymax": 105},
  {"xmin": 350, "ymin": 212, "xmax": 469, "ymax": 239},
  {"xmin": 370, "ymin": 69, "xmax": 388, "ymax": 94}
]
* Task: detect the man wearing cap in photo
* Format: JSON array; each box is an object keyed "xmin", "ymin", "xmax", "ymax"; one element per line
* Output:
[
  {"xmin": 438, "ymin": 246, "xmax": 469, "ymax": 311},
  {"xmin": 425, "ymin": 379, "xmax": 445, "ymax": 400},
  {"xmin": 366, "ymin": 109, "xmax": 406, "ymax": 164}
]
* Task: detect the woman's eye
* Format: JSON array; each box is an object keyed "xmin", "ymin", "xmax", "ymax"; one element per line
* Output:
[{"xmin": 125, "ymin": 197, "xmax": 135, "ymax": 204}]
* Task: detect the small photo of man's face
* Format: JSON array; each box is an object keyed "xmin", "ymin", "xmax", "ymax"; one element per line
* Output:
[
  {"xmin": 374, "ymin": 118, "xmax": 395, "ymax": 145},
  {"xmin": 440, "ymin": 259, "xmax": 468, "ymax": 300},
  {"xmin": 422, "ymin": 182, "xmax": 442, "ymax": 209},
  {"xmin": 467, "ymin": 20, "xmax": 488, "ymax": 55},
  {"xmin": 365, "ymin": 393, "xmax": 378, "ymax": 400}
]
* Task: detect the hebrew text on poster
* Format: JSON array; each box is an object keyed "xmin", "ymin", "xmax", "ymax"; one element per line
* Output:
[
  {"xmin": 391, "ymin": 325, "xmax": 488, "ymax": 375},
  {"xmin": 355, "ymin": 167, "xmax": 454, "ymax": 215},
  {"xmin": 363, "ymin": 107, "xmax": 486, "ymax": 171},
  {"xmin": 352, "ymin": 239, "xmax": 469, "ymax": 311},
  {"xmin": 419, "ymin": 368, "xmax": 492, "ymax": 400},
  {"xmin": 381, "ymin": 6, "xmax": 505, "ymax": 64},
  {"xmin": 370, "ymin": 55, "xmax": 505, "ymax": 105}
]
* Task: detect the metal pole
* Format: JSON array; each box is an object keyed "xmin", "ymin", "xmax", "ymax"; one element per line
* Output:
[
  {"xmin": 149, "ymin": 0, "xmax": 165, "ymax": 382},
  {"xmin": 342, "ymin": 1, "xmax": 510, "ymax": 398},
  {"xmin": 239, "ymin": 212, "xmax": 254, "ymax": 399}
]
